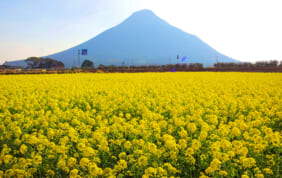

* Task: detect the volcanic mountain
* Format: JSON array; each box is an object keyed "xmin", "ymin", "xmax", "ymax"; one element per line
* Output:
[{"xmin": 5, "ymin": 9, "xmax": 238, "ymax": 68}]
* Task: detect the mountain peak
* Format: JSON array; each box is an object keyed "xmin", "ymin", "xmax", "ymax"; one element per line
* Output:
[
  {"xmin": 132, "ymin": 9, "xmax": 155, "ymax": 16},
  {"xmin": 122, "ymin": 9, "xmax": 164, "ymax": 26},
  {"xmin": 126, "ymin": 9, "xmax": 158, "ymax": 20}
]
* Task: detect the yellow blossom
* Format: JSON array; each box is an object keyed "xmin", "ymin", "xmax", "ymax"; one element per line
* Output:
[{"xmin": 79, "ymin": 158, "xmax": 89, "ymax": 169}]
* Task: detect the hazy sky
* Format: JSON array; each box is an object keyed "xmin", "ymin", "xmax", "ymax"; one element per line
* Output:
[{"xmin": 0, "ymin": 0, "xmax": 281, "ymax": 64}]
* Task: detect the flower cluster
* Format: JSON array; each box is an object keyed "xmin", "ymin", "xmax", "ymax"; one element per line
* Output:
[{"xmin": 0, "ymin": 72, "xmax": 281, "ymax": 177}]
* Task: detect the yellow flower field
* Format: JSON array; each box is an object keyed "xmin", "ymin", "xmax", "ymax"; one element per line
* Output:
[{"xmin": 0, "ymin": 72, "xmax": 281, "ymax": 178}]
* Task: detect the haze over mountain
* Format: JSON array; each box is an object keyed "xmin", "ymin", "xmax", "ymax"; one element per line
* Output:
[{"xmin": 4, "ymin": 9, "xmax": 238, "ymax": 68}]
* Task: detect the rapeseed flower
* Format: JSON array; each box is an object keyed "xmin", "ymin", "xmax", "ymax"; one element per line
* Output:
[{"xmin": 0, "ymin": 72, "xmax": 280, "ymax": 177}]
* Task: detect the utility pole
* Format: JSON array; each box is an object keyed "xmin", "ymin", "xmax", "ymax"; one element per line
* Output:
[
  {"xmin": 78, "ymin": 49, "xmax": 81, "ymax": 68},
  {"xmin": 216, "ymin": 55, "xmax": 219, "ymax": 68}
]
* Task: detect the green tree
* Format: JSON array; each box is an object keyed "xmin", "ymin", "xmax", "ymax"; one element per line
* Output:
[
  {"xmin": 81, "ymin": 60, "xmax": 94, "ymax": 69},
  {"xmin": 25, "ymin": 57, "xmax": 64, "ymax": 69}
]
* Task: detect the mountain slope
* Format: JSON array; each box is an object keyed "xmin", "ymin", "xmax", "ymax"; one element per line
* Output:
[{"xmin": 5, "ymin": 9, "xmax": 238, "ymax": 68}]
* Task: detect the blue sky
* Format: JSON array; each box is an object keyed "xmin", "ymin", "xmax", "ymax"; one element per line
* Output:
[{"xmin": 1, "ymin": 0, "xmax": 282, "ymax": 64}]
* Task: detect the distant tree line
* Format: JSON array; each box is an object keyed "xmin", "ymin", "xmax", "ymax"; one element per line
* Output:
[
  {"xmin": 97, "ymin": 63, "xmax": 203, "ymax": 70},
  {"xmin": 1, "ymin": 59, "xmax": 282, "ymax": 73},
  {"xmin": 0, "ymin": 65, "xmax": 9, "ymax": 69},
  {"xmin": 214, "ymin": 60, "xmax": 281, "ymax": 68}
]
